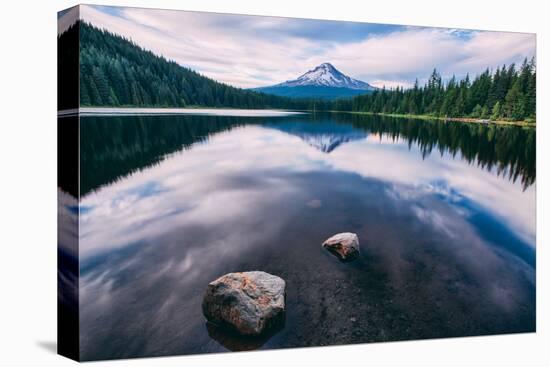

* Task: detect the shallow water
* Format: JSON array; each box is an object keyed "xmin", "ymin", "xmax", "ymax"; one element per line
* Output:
[{"xmin": 70, "ymin": 112, "xmax": 535, "ymax": 360}]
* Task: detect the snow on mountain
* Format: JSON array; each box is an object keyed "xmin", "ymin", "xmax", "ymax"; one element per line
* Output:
[{"xmin": 275, "ymin": 63, "xmax": 375, "ymax": 91}]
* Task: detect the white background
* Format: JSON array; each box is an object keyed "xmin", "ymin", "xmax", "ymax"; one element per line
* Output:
[{"xmin": 0, "ymin": 0, "xmax": 548, "ymax": 365}]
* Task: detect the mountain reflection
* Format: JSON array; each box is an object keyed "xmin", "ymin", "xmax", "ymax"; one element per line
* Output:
[{"xmin": 79, "ymin": 113, "xmax": 535, "ymax": 196}]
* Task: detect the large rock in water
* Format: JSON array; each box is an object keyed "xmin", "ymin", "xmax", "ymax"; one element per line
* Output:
[
  {"xmin": 322, "ymin": 232, "xmax": 360, "ymax": 261},
  {"xmin": 202, "ymin": 271, "xmax": 286, "ymax": 335}
]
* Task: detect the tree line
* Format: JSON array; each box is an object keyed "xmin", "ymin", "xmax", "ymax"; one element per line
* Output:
[
  {"xmin": 339, "ymin": 61, "xmax": 536, "ymax": 121},
  {"xmin": 60, "ymin": 21, "xmax": 535, "ymax": 122}
]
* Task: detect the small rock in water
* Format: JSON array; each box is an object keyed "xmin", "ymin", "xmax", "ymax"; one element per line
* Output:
[
  {"xmin": 202, "ymin": 271, "xmax": 286, "ymax": 335},
  {"xmin": 322, "ymin": 232, "xmax": 360, "ymax": 261}
]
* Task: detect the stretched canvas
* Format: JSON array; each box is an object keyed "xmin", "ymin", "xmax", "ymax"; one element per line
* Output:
[{"xmin": 57, "ymin": 4, "xmax": 536, "ymax": 362}]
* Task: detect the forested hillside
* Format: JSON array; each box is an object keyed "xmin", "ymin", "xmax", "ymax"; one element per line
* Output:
[
  {"xmin": 339, "ymin": 63, "xmax": 536, "ymax": 121},
  {"xmin": 71, "ymin": 22, "xmax": 327, "ymax": 109}
]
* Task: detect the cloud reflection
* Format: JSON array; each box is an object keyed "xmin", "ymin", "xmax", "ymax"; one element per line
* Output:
[
  {"xmin": 326, "ymin": 135, "xmax": 536, "ymax": 246},
  {"xmin": 78, "ymin": 120, "xmax": 535, "ymax": 360},
  {"xmin": 81, "ymin": 124, "xmax": 535, "ymax": 260}
]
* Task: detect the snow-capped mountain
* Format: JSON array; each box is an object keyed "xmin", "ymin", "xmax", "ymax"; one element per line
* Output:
[
  {"xmin": 254, "ymin": 63, "xmax": 376, "ymax": 100},
  {"xmin": 278, "ymin": 63, "xmax": 374, "ymax": 90}
]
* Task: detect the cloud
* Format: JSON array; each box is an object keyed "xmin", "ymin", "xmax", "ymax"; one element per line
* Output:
[
  {"xmin": 73, "ymin": 5, "xmax": 535, "ymax": 89},
  {"xmin": 370, "ymin": 79, "xmax": 414, "ymax": 89},
  {"xmin": 322, "ymin": 27, "xmax": 535, "ymax": 87}
]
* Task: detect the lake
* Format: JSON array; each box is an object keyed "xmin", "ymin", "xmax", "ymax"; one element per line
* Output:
[{"xmin": 66, "ymin": 111, "xmax": 535, "ymax": 360}]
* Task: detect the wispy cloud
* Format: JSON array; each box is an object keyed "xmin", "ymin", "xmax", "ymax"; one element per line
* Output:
[{"xmin": 71, "ymin": 5, "xmax": 535, "ymax": 89}]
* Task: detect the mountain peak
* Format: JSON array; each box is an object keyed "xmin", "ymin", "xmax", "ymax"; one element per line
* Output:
[
  {"xmin": 277, "ymin": 63, "xmax": 375, "ymax": 90},
  {"xmin": 253, "ymin": 63, "xmax": 376, "ymax": 99}
]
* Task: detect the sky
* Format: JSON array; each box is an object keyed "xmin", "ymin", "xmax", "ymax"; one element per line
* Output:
[{"xmin": 62, "ymin": 5, "xmax": 535, "ymax": 89}]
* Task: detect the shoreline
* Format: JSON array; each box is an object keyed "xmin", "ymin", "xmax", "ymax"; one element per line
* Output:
[
  {"xmin": 59, "ymin": 107, "xmax": 305, "ymax": 117},
  {"xmin": 341, "ymin": 111, "xmax": 536, "ymax": 128},
  {"xmin": 62, "ymin": 106, "xmax": 536, "ymax": 128}
]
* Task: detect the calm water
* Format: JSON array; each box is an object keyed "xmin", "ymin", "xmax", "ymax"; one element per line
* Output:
[{"xmin": 72, "ymin": 111, "xmax": 535, "ymax": 360}]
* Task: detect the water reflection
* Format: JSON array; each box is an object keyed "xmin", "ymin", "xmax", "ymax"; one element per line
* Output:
[
  {"xmin": 206, "ymin": 319, "xmax": 286, "ymax": 352},
  {"xmin": 78, "ymin": 112, "xmax": 535, "ymax": 360},
  {"xmin": 80, "ymin": 113, "xmax": 535, "ymax": 195}
]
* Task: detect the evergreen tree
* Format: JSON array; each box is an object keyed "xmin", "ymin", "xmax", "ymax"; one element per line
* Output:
[
  {"xmin": 471, "ymin": 104, "xmax": 482, "ymax": 118},
  {"xmin": 492, "ymin": 101, "xmax": 501, "ymax": 120}
]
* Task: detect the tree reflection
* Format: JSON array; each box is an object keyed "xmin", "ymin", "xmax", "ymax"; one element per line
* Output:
[
  {"xmin": 80, "ymin": 113, "xmax": 535, "ymax": 196},
  {"xmin": 336, "ymin": 113, "xmax": 535, "ymax": 190}
]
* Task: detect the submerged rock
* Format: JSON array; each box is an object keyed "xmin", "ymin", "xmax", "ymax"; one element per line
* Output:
[
  {"xmin": 322, "ymin": 232, "xmax": 360, "ymax": 261},
  {"xmin": 202, "ymin": 271, "xmax": 286, "ymax": 335}
]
